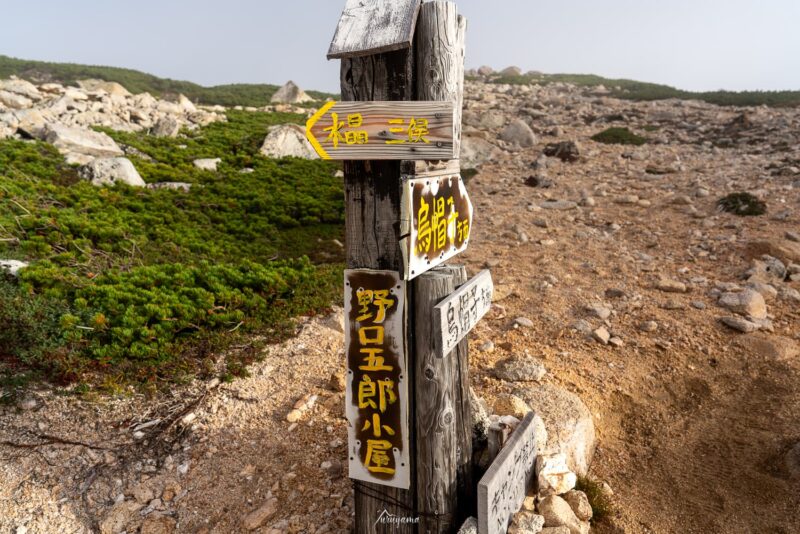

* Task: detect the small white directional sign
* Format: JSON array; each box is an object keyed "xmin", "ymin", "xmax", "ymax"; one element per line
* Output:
[{"xmin": 433, "ymin": 269, "xmax": 493, "ymax": 357}]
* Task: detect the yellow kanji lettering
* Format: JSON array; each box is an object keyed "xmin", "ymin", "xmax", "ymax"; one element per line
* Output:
[
  {"xmin": 361, "ymin": 413, "xmax": 396, "ymax": 438},
  {"xmin": 323, "ymin": 112, "xmax": 345, "ymax": 148},
  {"xmin": 364, "ymin": 439, "xmax": 395, "ymax": 474},
  {"xmin": 359, "ymin": 348, "xmax": 393, "ymax": 372},
  {"xmin": 416, "ymin": 196, "xmax": 432, "ymax": 255}
]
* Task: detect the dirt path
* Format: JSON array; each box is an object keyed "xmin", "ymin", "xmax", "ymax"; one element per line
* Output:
[{"xmin": 2, "ymin": 82, "xmax": 800, "ymax": 533}]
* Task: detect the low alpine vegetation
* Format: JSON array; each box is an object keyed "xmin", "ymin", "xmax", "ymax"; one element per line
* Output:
[{"xmin": 591, "ymin": 127, "xmax": 647, "ymax": 146}]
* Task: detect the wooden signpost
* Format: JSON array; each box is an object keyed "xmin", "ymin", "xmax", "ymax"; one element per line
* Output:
[
  {"xmin": 344, "ymin": 270, "xmax": 411, "ymax": 489},
  {"xmin": 477, "ymin": 413, "xmax": 540, "ymax": 534},
  {"xmin": 306, "ymin": 101, "xmax": 455, "ymax": 160},
  {"xmin": 433, "ymin": 269, "xmax": 493, "ymax": 357},
  {"xmin": 318, "ymin": 1, "xmax": 508, "ymax": 532},
  {"xmin": 401, "ymin": 173, "xmax": 474, "ymax": 280}
]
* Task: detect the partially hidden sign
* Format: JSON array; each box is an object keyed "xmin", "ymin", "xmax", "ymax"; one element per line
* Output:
[
  {"xmin": 344, "ymin": 270, "xmax": 410, "ymax": 489},
  {"xmin": 434, "ymin": 269, "xmax": 493, "ymax": 357},
  {"xmin": 401, "ymin": 173, "xmax": 473, "ymax": 280},
  {"xmin": 478, "ymin": 412, "xmax": 540, "ymax": 534},
  {"xmin": 306, "ymin": 101, "xmax": 454, "ymax": 160}
]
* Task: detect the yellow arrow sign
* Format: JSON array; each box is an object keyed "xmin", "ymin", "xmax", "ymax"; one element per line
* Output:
[{"xmin": 305, "ymin": 101, "xmax": 455, "ymax": 161}]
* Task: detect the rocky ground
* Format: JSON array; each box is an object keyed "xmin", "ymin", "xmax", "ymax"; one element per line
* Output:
[{"xmin": 1, "ymin": 77, "xmax": 800, "ymax": 533}]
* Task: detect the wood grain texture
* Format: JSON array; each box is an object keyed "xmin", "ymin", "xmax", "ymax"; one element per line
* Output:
[
  {"xmin": 415, "ymin": 1, "xmax": 466, "ymax": 158},
  {"xmin": 307, "ymin": 101, "xmax": 455, "ymax": 160},
  {"xmin": 414, "ymin": 271, "xmax": 458, "ymax": 533},
  {"xmin": 328, "ymin": 0, "xmax": 422, "ymax": 59},
  {"xmin": 437, "ymin": 264, "xmax": 475, "ymax": 526},
  {"xmin": 343, "ymin": 46, "xmax": 418, "ymax": 533}
]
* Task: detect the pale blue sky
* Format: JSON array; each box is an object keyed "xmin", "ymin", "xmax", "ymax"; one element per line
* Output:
[{"xmin": 2, "ymin": 0, "xmax": 798, "ymax": 93}]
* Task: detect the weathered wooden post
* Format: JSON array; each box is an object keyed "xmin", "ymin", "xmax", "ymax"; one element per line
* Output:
[{"xmin": 310, "ymin": 2, "xmax": 487, "ymax": 532}]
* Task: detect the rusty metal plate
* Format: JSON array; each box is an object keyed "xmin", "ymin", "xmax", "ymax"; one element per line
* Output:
[
  {"xmin": 401, "ymin": 173, "xmax": 473, "ymax": 280},
  {"xmin": 344, "ymin": 269, "xmax": 410, "ymax": 489}
]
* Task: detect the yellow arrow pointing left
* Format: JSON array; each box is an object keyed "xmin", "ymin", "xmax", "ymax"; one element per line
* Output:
[{"xmin": 305, "ymin": 100, "xmax": 337, "ymax": 160}]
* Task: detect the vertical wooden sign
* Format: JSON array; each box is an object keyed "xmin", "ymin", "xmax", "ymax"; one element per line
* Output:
[
  {"xmin": 478, "ymin": 413, "xmax": 540, "ymax": 534},
  {"xmin": 345, "ymin": 269, "xmax": 411, "ymax": 489}
]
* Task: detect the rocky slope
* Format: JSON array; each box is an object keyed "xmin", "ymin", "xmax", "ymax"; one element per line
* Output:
[{"xmin": 1, "ymin": 77, "xmax": 799, "ymax": 533}]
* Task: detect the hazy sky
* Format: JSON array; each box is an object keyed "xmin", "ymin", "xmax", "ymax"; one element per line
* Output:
[{"xmin": 2, "ymin": 0, "xmax": 799, "ymax": 93}]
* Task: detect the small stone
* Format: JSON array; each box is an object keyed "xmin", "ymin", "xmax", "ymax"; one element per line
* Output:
[
  {"xmin": 571, "ymin": 320, "xmax": 593, "ymax": 336},
  {"xmin": 286, "ymin": 409, "xmax": 303, "ymax": 423},
  {"xmin": 493, "ymin": 357, "xmax": 547, "ymax": 382},
  {"xmin": 718, "ymin": 289, "xmax": 767, "ymax": 320},
  {"xmin": 15, "ymin": 527, "xmax": 27, "ymax": 534},
  {"xmin": 243, "ymin": 498, "xmax": 278, "ymax": 530},
  {"xmin": 540, "ymin": 200, "xmax": 578, "ymax": 211},
  {"xmin": 132, "ymin": 483, "xmax": 155, "ymax": 504},
  {"xmin": 604, "ymin": 288, "xmax": 626, "ymax": 299},
  {"xmin": 140, "ymin": 514, "xmax": 176, "ymax": 534},
  {"xmin": 721, "ymin": 316, "xmax": 759, "ymax": 333},
  {"xmin": 0, "ymin": 260, "xmax": 29, "ymax": 277},
  {"xmin": 537, "ymin": 453, "xmax": 577, "ymax": 496},
  {"xmin": 691, "ymin": 301, "xmax": 707, "ymax": 310},
  {"xmin": 787, "ymin": 231, "xmax": 800, "ymax": 243},
  {"xmin": 161, "ymin": 480, "xmax": 181, "ymax": 502},
  {"xmin": 18, "ymin": 396, "xmax": 38, "ymax": 411},
  {"xmin": 479, "ymin": 341, "xmax": 495, "ymax": 352},
  {"xmin": 747, "ymin": 281, "xmax": 778, "ymax": 301},
  {"xmin": 328, "ymin": 371, "xmax": 346, "ymax": 392},
  {"xmin": 538, "ymin": 495, "xmax": 584, "ymax": 534},
  {"xmin": 509, "ymin": 512, "xmax": 546, "ymax": 534},
  {"xmin": 609, "ymin": 336, "xmax": 624, "ymax": 347},
  {"xmin": 177, "ymin": 461, "xmax": 190, "ymax": 476},
  {"xmin": 457, "ymin": 517, "xmax": 479, "ymax": 534},
  {"xmin": 515, "ymin": 317, "xmax": 535, "ymax": 328},
  {"xmin": 592, "ymin": 327, "xmax": 610, "ymax": 345},
  {"xmin": 193, "ymin": 158, "xmax": 222, "ymax": 171},
  {"xmin": 584, "ymin": 303, "xmax": 612, "ymax": 320},
  {"xmin": 563, "ymin": 490, "xmax": 593, "ymax": 521},
  {"xmin": 656, "ymin": 278, "xmax": 687, "ymax": 293}
]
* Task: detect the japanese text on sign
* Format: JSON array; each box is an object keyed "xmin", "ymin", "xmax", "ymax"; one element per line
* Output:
[
  {"xmin": 434, "ymin": 270, "xmax": 493, "ymax": 357},
  {"xmin": 345, "ymin": 270, "xmax": 410, "ymax": 489}
]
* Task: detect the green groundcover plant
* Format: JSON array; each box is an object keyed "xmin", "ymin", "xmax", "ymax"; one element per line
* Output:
[{"xmin": 0, "ymin": 110, "xmax": 345, "ymax": 394}]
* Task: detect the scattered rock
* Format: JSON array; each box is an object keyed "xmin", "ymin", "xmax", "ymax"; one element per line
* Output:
[
  {"xmin": 515, "ymin": 317, "xmax": 535, "ymax": 328},
  {"xmin": 508, "ymin": 512, "xmax": 545, "ymax": 534},
  {"xmin": 42, "ymin": 123, "xmax": 124, "ymax": 161},
  {"xmin": 718, "ymin": 289, "xmax": 767, "ymax": 320},
  {"xmin": 147, "ymin": 182, "xmax": 192, "ymax": 192},
  {"xmin": 493, "ymin": 357, "xmax": 547, "ymax": 382},
  {"xmin": 99, "ymin": 500, "xmax": 142, "ymax": 534},
  {"xmin": 260, "ymin": 124, "xmax": 318, "ymax": 159},
  {"xmin": 500, "ymin": 119, "xmax": 537, "ymax": 149},
  {"xmin": 538, "ymin": 495, "xmax": 586, "ymax": 534},
  {"xmin": 514, "ymin": 384, "xmax": 595, "ymax": 476},
  {"xmin": 243, "ymin": 497, "xmax": 278, "ymax": 530},
  {"xmin": 140, "ymin": 515, "xmax": 176, "ymax": 534},
  {"xmin": 152, "ymin": 116, "xmax": 182, "ymax": 138},
  {"xmin": 735, "ymin": 335, "xmax": 798, "ymax": 362},
  {"xmin": 563, "ymin": 490, "xmax": 593, "ymax": 521},
  {"xmin": 639, "ymin": 320, "xmax": 658, "ymax": 333},
  {"xmin": 720, "ymin": 316, "xmax": 759, "ymax": 333},
  {"xmin": 656, "ymin": 278, "xmax": 687, "ymax": 293},
  {"xmin": 747, "ymin": 239, "xmax": 800, "ymax": 265},
  {"xmin": 0, "ymin": 260, "xmax": 29, "ymax": 277},
  {"xmin": 461, "ymin": 135, "xmax": 501, "ymax": 167},
  {"xmin": 584, "ymin": 303, "xmax": 612, "ymax": 320},
  {"xmin": 592, "ymin": 327, "xmax": 610, "ymax": 345},
  {"xmin": 457, "ymin": 517, "xmax": 478, "ymax": 534},
  {"xmin": 77, "ymin": 79, "xmax": 131, "ymax": 97},
  {"xmin": 79, "ymin": 157, "xmax": 146, "ymax": 187},
  {"xmin": 540, "ymin": 200, "xmax": 578, "ymax": 211},
  {"xmin": 193, "ymin": 158, "xmax": 222, "ymax": 171},
  {"xmin": 537, "ymin": 453, "xmax": 577, "ymax": 496}
]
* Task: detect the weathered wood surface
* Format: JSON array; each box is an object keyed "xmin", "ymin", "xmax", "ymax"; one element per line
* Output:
[
  {"xmin": 400, "ymin": 173, "xmax": 473, "ymax": 280},
  {"xmin": 433, "ymin": 269, "xmax": 493, "ymax": 357},
  {"xmin": 306, "ymin": 101, "xmax": 455, "ymax": 160},
  {"xmin": 328, "ymin": 0, "xmax": 422, "ymax": 59},
  {"xmin": 414, "ymin": 271, "xmax": 459, "ymax": 533},
  {"xmin": 478, "ymin": 413, "xmax": 540, "ymax": 534},
  {"xmin": 437, "ymin": 264, "xmax": 475, "ymax": 526},
  {"xmin": 345, "ymin": 269, "xmax": 410, "ymax": 489},
  {"xmin": 342, "ymin": 44, "xmax": 418, "ymax": 533},
  {"xmin": 415, "ymin": 1, "xmax": 467, "ymax": 158}
]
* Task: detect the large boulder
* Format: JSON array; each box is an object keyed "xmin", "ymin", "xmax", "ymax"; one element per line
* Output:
[
  {"xmin": 746, "ymin": 239, "xmax": 800, "ymax": 265},
  {"xmin": 152, "ymin": 116, "xmax": 182, "ymax": 138},
  {"xmin": 260, "ymin": 124, "xmax": 318, "ymax": 159},
  {"xmin": 0, "ymin": 79, "xmax": 42, "ymax": 101},
  {"xmin": 193, "ymin": 158, "xmax": 222, "ymax": 171},
  {"xmin": 718, "ymin": 289, "xmax": 767, "ymax": 320},
  {"xmin": 461, "ymin": 135, "xmax": 501, "ymax": 168},
  {"xmin": 270, "ymin": 81, "xmax": 313, "ymax": 104},
  {"xmin": 0, "ymin": 90, "xmax": 32, "ymax": 110},
  {"xmin": 42, "ymin": 123, "xmax": 124, "ymax": 161},
  {"xmin": 500, "ymin": 119, "xmax": 536, "ymax": 149},
  {"xmin": 79, "ymin": 158, "xmax": 145, "ymax": 187},
  {"xmin": 538, "ymin": 495, "xmax": 587, "ymax": 534},
  {"xmin": 514, "ymin": 383, "xmax": 596, "ymax": 476},
  {"xmin": 76, "ymin": 79, "xmax": 131, "ymax": 97},
  {"xmin": 12, "ymin": 109, "xmax": 48, "ymax": 138}
]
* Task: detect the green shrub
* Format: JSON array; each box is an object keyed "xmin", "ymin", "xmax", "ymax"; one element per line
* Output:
[
  {"xmin": 0, "ymin": 109, "xmax": 345, "ymax": 389},
  {"xmin": 717, "ymin": 192, "xmax": 767, "ymax": 216},
  {"xmin": 576, "ymin": 476, "xmax": 614, "ymax": 522},
  {"xmin": 591, "ymin": 127, "xmax": 647, "ymax": 146}
]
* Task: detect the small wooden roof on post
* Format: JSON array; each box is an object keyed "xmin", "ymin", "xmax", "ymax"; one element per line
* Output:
[{"xmin": 327, "ymin": 0, "xmax": 423, "ymax": 59}]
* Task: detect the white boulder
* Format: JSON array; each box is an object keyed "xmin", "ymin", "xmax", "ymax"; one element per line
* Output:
[
  {"xmin": 260, "ymin": 124, "xmax": 318, "ymax": 159},
  {"xmin": 193, "ymin": 158, "xmax": 222, "ymax": 171},
  {"xmin": 79, "ymin": 158, "xmax": 146, "ymax": 187},
  {"xmin": 0, "ymin": 260, "xmax": 29, "ymax": 277},
  {"xmin": 0, "ymin": 78, "xmax": 42, "ymax": 101},
  {"xmin": 0, "ymin": 90, "xmax": 32, "ymax": 110},
  {"xmin": 42, "ymin": 123, "xmax": 124, "ymax": 160},
  {"xmin": 537, "ymin": 453, "xmax": 577, "ymax": 497},
  {"xmin": 76, "ymin": 79, "xmax": 131, "ymax": 97}
]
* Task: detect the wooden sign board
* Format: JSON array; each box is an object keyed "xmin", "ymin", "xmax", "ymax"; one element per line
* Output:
[
  {"xmin": 344, "ymin": 269, "xmax": 410, "ymax": 489},
  {"xmin": 434, "ymin": 270, "xmax": 493, "ymax": 357},
  {"xmin": 478, "ymin": 412, "xmax": 540, "ymax": 534},
  {"xmin": 306, "ymin": 101, "xmax": 454, "ymax": 160},
  {"xmin": 327, "ymin": 0, "xmax": 422, "ymax": 59},
  {"xmin": 400, "ymin": 173, "xmax": 473, "ymax": 280}
]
